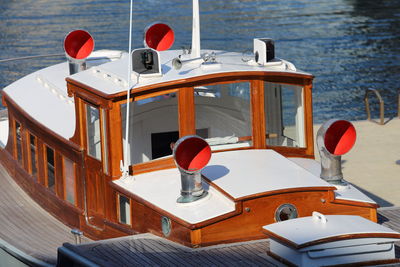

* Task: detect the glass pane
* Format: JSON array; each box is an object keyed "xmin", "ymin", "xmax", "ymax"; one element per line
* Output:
[
  {"xmin": 86, "ymin": 105, "xmax": 101, "ymax": 160},
  {"xmin": 264, "ymin": 82, "xmax": 305, "ymax": 148},
  {"xmin": 46, "ymin": 146, "xmax": 55, "ymax": 192},
  {"xmin": 15, "ymin": 121, "xmax": 22, "ymax": 163},
  {"xmin": 118, "ymin": 194, "xmax": 131, "ymax": 225},
  {"xmin": 64, "ymin": 157, "xmax": 76, "ymax": 205},
  {"xmin": 121, "ymin": 92, "xmax": 179, "ymax": 164},
  {"xmin": 195, "ymin": 82, "xmax": 252, "ymax": 150},
  {"xmin": 30, "ymin": 134, "xmax": 37, "ymax": 180}
]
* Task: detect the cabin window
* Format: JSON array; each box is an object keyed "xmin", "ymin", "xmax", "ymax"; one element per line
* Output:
[
  {"xmin": 64, "ymin": 157, "xmax": 76, "ymax": 205},
  {"xmin": 195, "ymin": 82, "xmax": 252, "ymax": 150},
  {"xmin": 118, "ymin": 194, "xmax": 131, "ymax": 225},
  {"xmin": 101, "ymin": 109, "xmax": 109, "ymax": 174},
  {"xmin": 264, "ymin": 82, "xmax": 305, "ymax": 148},
  {"xmin": 46, "ymin": 146, "xmax": 55, "ymax": 192},
  {"xmin": 86, "ymin": 104, "xmax": 102, "ymax": 160},
  {"xmin": 121, "ymin": 92, "xmax": 179, "ymax": 164},
  {"xmin": 29, "ymin": 134, "xmax": 38, "ymax": 180},
  {"xmin": 15, "ymin": 121, "xmax": 22, "ymax": 163}
]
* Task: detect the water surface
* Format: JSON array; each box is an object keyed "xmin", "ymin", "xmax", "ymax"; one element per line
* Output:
[{"xmin": 1, "ymin": 0, "xmax": 399, "ymax": 122}]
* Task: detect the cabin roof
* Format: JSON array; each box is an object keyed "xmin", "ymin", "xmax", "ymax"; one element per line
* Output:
[
  {"xmin": 3, "ymin": 61, "xmax": 75, "ymax": 139},
  {"xmin": 115, "ymin": 150, "xmax": 335, "ymax": 224},
  {"xmin": 2, "ymin": 49, "xmax": 309, "ymax": 139},
  {"xmin": 69, "ymin": 49, "xmax": 311, "ymax": 96}
]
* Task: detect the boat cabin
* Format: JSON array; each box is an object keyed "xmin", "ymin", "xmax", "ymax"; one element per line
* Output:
[{"xmin": 0, "ymin": 27, "xmax": 378, "ymax": 247}]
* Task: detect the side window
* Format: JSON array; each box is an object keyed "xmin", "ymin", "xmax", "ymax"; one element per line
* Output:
[
  {"xmin": 86, "ymin": 104, "xmax": 101, "ymax": 160},
  {"xmin": 15, "ymin": 121, "xmax": 22, "ymax": 163},
  {"xmin": 264, "ymin": 82, "xmax": 305, "ymax": 148},
  {"xmin": 29, "ymin": 134, "xmax": 38, "ymax": 180},
  {"xmin": 121, "ymin": 92, "xmax": 179, "ymax": 164},
  {"xmin": 64, "ymin": 157, "xmax": 76, "ymax": 205},
  {"xmin": 46, "ymin": 146, "xmax": 55, "ymax": 192},
  {"xmin": 195, "ymin": 82, "xmax": 252, "ymax": 150},
  {"xmin": 117, "ymin": 194, "xmax": 131, "ymax": 225}
]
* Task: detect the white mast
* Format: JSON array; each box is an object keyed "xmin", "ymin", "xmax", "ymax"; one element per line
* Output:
[
  {"xmin": 191, "ymin": 0, "xmax": 201, "ymax": 58},
  {"xmin": 121, "ymin": 0, "xmax": 134, "ymax": 179}
]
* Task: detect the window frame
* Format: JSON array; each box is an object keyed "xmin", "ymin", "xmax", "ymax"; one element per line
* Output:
[
  {"xmin": 44, "ymin": 144, "xmax": 56, "ymax": 193},
  {"xmin": 117, "ymin": 193, "xmax": 132, "ymax": 226},
  {"xmin": 63, "ymin": 157, "xmax": 77, "ymax": 206},
  {"xmin": 123, "ymin": 74, "xmax": 314, "ymax": 175},
  {"xmin": 27, "ymin": 133, "xmax": 38, "ymax": 180}
]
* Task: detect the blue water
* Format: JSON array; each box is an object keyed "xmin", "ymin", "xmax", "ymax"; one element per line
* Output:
[{"xmin": 1, "ymin": 0, "xmax": 399, "ymax": 122}]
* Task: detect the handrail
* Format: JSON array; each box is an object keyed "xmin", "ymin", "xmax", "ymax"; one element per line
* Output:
[{"xmin": 364, "ymin": 89, "xmax": 384, "ymax": 125}]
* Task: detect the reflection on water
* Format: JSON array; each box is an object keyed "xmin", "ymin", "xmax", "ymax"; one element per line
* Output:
[{"xmin": 0, "ymin": 0, "xmax": 399, "ymax": 122}]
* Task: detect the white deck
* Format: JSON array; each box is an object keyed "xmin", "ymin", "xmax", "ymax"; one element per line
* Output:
[
  {"xmin": 2, "ymin": 50, "xmax": 122, "ymax": 139},
  {"xmin": 201, "ymin": 149, "xmax": 332, "ymax": 199},
  {"xmin": 289, "ymin": 157, "xmax": 377, "ymax": 204},
  {"xmin": 114, "ymin": 168, "xmax": 235, "ymax": 224}
]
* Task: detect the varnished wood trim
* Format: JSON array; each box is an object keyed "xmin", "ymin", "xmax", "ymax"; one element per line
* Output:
[
  {"xmin": 109, "ymin": 181, "xmax": 242, "ymax": 229},
  {"xmin": 135, "ymin": 88, "xmax": 179, "ymax": 101},
  {"xmin": 332, "ymin": 198, "xmax": 379, "ymax": 209},
  {"xmin": 263, "ymin": 228, "xmax": 400, "ymax": 249},
  {"xmin": 67, "ymin": 82, "xmax": 112, "ymax": 109},
  {"xmin": 67, "ymin": 71, "xmax": 313, "ymax": 101},
  {"xmin": 251, "ymin": 80, "xmax": 265, "ymax": 148},
  {"xmin": 108, "ymin": 101, "xmax": 124, "ymax": 178},
  {"xmin": 131, "ymin": 157, "xmax": 176, "ymax": 175},
  {"xmin": 235, "ymin": 187, "xmax": 336, "ymax": 202},
  {"xmin": 303, "ymin": 82, "xmax": 315, "ymax": 157},
  {"xmin": 178, "ymin": 87, "xmax": 195, "ymax": 137}
]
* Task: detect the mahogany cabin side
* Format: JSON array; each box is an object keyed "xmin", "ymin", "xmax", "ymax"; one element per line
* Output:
[{"xmin": 0, "ymin": 59, "xmax": 377, "ymax": 246}]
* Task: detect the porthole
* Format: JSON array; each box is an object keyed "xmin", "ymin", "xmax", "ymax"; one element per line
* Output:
[
  {"xmin": 275, "ymin": 204, "xmax": 298, "ymax": 222},
  {"xmin": 161, "ymin": 216, "xmax": 172, "ymax": 237}
]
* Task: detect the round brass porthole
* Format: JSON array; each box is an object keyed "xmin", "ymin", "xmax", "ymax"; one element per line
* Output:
[
  {"xmin": 275, "ymin": 204, "xmax": 298, "ymax": 222},
  {"xmin": 161, "ymin": 216, "xmax": 172, "ymax": 237}
]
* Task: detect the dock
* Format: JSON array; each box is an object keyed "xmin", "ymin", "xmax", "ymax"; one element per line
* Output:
[{"xmin": 314, "ymin": 118, "xmax": 400, "ymax": 207}]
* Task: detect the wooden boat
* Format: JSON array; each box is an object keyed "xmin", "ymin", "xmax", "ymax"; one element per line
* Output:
[{"xmin": 0, "ymin": 0, "xmax": 380, "ymax": 251}]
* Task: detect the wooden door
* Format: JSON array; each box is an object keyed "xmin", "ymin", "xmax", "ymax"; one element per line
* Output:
[{"xmin": 84, "ymin": 104, "xmax": 107, "ymax": 226}]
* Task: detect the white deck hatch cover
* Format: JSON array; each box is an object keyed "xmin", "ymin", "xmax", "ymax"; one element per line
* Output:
[
  {"xmin": 263, "ymin": 213, "xmax": 400, "ymax": 266},
  {"xmin": 201, "ymin": 149, "xmax": 334, "ymax": 199}
]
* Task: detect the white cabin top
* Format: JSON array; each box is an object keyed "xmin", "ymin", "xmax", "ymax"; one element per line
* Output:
[
  {"xmin": 201, "ymin": 149, "xmax": 332, "ymax": 199},
  {"xmin": 2, "ymin": 49, "xmax": 308, "ymax": 139},
  {"xmin": 70, "ymin": 49, "xmax": 308, "ymax": 96}
]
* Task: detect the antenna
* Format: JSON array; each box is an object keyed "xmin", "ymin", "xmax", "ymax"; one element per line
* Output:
[
  {"xmin": 121, "ymin": 0, "xmax": 134, "ymax": 179},
  {"xmin": 191, "ymin": 0, "xmax": 201, "ymax": 58}
]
